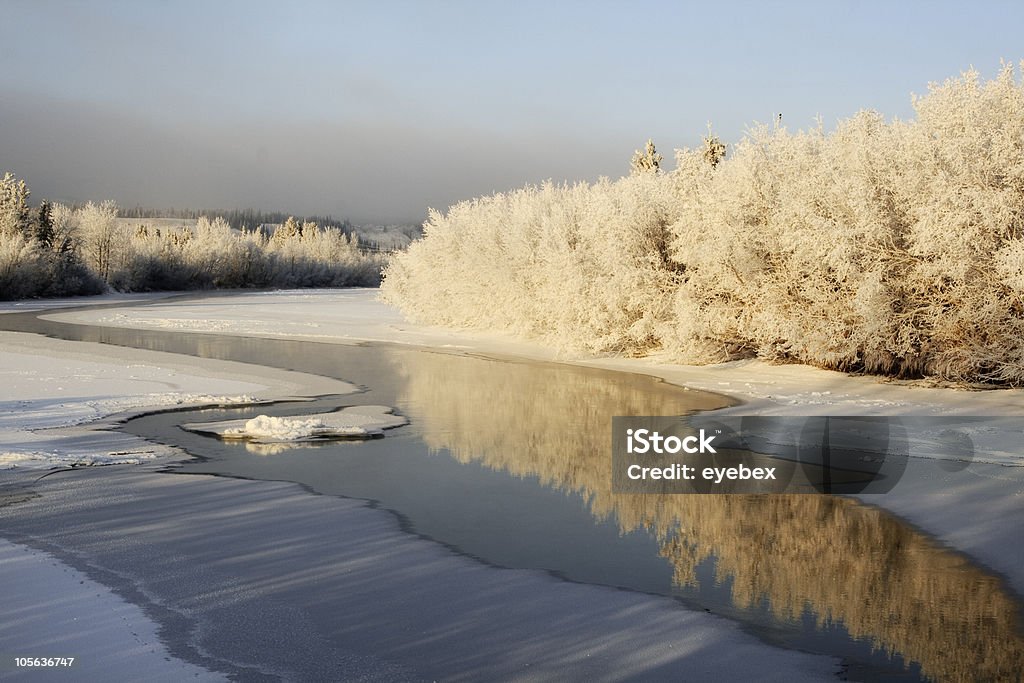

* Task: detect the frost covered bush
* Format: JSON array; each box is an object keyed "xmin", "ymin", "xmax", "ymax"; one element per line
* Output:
[
  {"xmin": 899, "ymin": 67, "xmax": 1024, "ymax": 382},
  {"xmin": 383, "ymin": 173, "xmax": 683, "ymax": 355},
  {"xmin": 383, "ymin": 64, "xmax": 1024, "ymax": 384},
  {"xmin": 266, "ymin": 221, "xmax": 384, "ymax": 288},
  {"xmin": 667, "ymin": 113, "xmax": 911, "ymax": 370},
  {"xmin": 672, "ymin": 65, "xmax": 1024, "ymax": 382},
  {"xmin": 105, "ymin": 215, "xmax": 384, "ymax": 291},
  {"xmin": 0, "ymin": 232, "xmax": 47, "ymax": 300}
]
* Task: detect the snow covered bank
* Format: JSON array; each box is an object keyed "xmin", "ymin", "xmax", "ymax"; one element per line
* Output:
[
  {"xmin": 48, "ymin": 289, "xmax": 1024, "ymax": 421},
  {"xmin": 0, "ymin": 291, "xmax": 180, "ymax": 314},
  {"xmin": 0, "ymin": 329, "xmax": 357, "ymax": 470}
]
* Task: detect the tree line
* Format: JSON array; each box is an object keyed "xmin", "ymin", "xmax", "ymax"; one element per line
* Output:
[{"xmin": 0, "ymin": 178, "xmax": 385, "ymax": 299}]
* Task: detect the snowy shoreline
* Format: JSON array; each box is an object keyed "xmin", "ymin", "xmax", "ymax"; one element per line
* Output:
[
  {"xmin": 43, "ymin": 288, "xmax": 1024, "ymax": 422},
  {"xmin": 0, "ymin": 326, "xmax": 358, "ymax": 474}
]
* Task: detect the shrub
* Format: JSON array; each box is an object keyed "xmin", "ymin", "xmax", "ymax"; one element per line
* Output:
[{"xmin": 383, "ymin": 63, "xmax": 1024, "ymax": 384}]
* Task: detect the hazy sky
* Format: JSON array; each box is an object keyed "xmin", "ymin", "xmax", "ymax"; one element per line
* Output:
[{"xmin": 2, "ymin": 0, "xmax": 1023, "ymax": 223}]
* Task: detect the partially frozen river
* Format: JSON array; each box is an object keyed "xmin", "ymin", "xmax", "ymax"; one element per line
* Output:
[{"xmin": 2, "ymin": 299, "xmax": 1023, "ymax": 682}]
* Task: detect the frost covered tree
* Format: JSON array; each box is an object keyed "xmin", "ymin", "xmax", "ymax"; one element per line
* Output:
[
  {"xmin": 0, "ymin": 173, "xmax": 44, "ymax": 299},
  {"xmin": 272, "ymin": 216, "xmax": 302, "ymax": 245},
  {"xmin": 0, "ymin": 176, "xmax": 101, "ymax": 299},
  {"xmin": 34, "ymin": 200, "xmax": 54, "ymax": 248},
  {"xmin": 0, "ymin": 172, "xmax": 31, "ymax": 238},
  {"xmin": 0, "ymin": 178, "xmax": 381, "ymax": 297},
  {"xmin": 630, "ymin": 139, "xmax": 662, "ymax": 175},
  {"xmin": 383, "ymin": 63, "xmax": 1024, "ymax": 384},
  {"xmin": 702, "ymin": 131, "xmax": 726, "ymax": 168},
  {"xmin": 77, "ymin": 200, "xmax": 121, "ymax": 281}
]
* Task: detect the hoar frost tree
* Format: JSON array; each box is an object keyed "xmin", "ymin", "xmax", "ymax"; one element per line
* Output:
[
  {"xmin": 383, "ymin": 63, "xmax": 1024, "ymax": 385},
  {"xmin": 702, "ymin": 129, "xmax": 726, "ymax": 168},
  {"xmin": 0, "ymin": 173, "xmax": 101, "ymax": 299},
  {"xmin": 77, "ymin": 200, "xmax": 121, "ymax": 281},
  {"xmin": 630, "ymin": 139, "xmax": 662, "ymax": 175},
  {"xmin": 0, "ymin": 173, "xmax": 31, "ymax": 237}
]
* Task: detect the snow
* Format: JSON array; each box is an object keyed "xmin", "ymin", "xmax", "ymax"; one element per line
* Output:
[
  {"xmin": 0, "ymin": 291, "xmax": 179, "ymax": 315},
  {"xmin": 47, "ymin": 288, "xmax": 487, "ymax": 348},
  {"xmin": 184, "ymin": 406, "xmax": 407, "ymax": 443},
  {"xmin": 0, "ymin": 329, "xmax": 357, "ymax": 470},
  {"xmin": 0, "ymin": 538, "xmax": 224, "ymax": 681}
]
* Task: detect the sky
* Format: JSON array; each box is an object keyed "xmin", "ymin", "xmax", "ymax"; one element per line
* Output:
[{"xmin": 1, "ymin": 0, "xmax": 1023, "ymax": 224}]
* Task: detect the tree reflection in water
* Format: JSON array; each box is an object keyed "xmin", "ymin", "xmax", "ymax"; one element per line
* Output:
[{"xmin": 394, "ymin": 350, "xmax": 1024, "ymax": 683}]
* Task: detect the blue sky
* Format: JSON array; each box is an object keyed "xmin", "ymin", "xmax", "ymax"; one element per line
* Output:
[{"xmin": 1, "ymin": 0, "xmax": 1022, "ymax": 222}]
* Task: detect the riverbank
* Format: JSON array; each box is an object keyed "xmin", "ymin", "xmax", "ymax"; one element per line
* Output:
[
  {"xmin": 0, "ymin": 328, "xmax": 356, "ymax": 472},
  {"xmin": 45, "ymin": 288, "xmax": 1024, "ymax": 423}
]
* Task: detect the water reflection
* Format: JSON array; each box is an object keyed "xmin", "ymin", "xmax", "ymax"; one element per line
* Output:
[
  {"xmin": 396, "ymin": 351, "xmax": 719, "ymax": 495},
  {"xmin": 394, "ymin": 351, "xmax": 1024, "ymax": 683}
]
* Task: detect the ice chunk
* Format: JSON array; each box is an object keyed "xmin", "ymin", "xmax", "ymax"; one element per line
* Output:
[{"xmin": 183, "ymin": 405, "xmax": 407, "ymax": 444}]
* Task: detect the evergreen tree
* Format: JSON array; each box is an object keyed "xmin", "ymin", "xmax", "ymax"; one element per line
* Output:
[
  {"xmin": 630, "ymin": 139, "xmax": 662, "ymax": 175},
  {"xmin": 702, "ymin": 132, "xmax": 726, "ymax": 168},
  {"xmin": 35, "ymin": 200, "xmax": 54, "ymax": 248},
  {"xmin": 273, "ymin": 216, "xmax": 302, "ymax": 244}
]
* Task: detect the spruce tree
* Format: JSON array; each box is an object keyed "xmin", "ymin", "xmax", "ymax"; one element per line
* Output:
[{"xmin": 630, "ymin": 139, "xmax": 662, "ymax": 175}]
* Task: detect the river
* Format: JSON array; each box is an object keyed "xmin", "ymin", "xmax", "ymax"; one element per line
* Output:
[{"xmin": 2, "ymin": 296, "xmax": 1022, "ymax": 682}]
